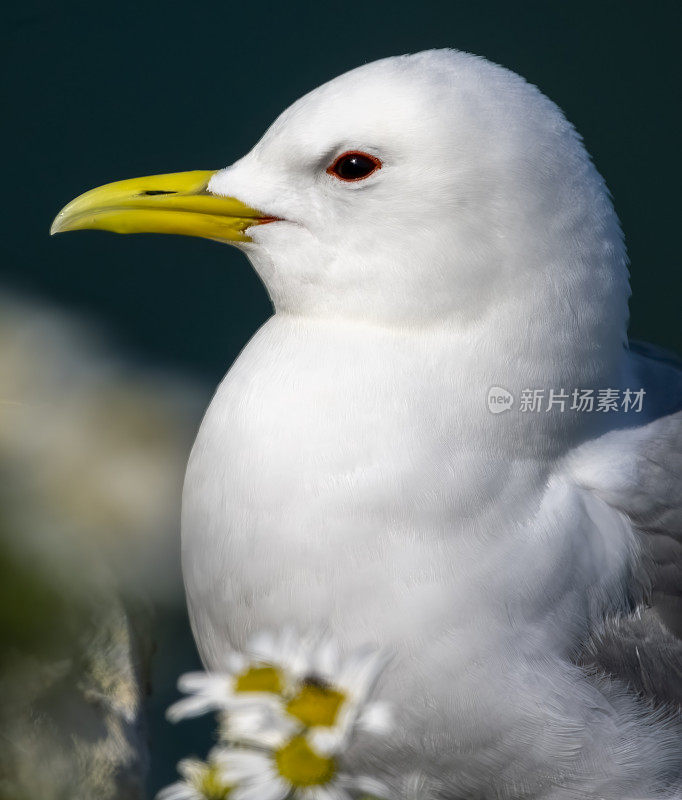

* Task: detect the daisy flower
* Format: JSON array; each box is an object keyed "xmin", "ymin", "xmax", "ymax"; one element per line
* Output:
[
  {"xmin": 213, "ymin": 638, "xmax": 392, "ymax": 755},
  {"xmin": 167, "ymin": 631, "xmax": 392, "ymax": 742},
  {"xmin": 283, "ymin": 642, "xmax": 393, "ymax": 753},
  {"xmin": 219, "ymin": 701, "xmax": 300, "ymax": 749},
  {"xmin": 219, "ymin": 735, "xmax": 392, "ymax": 800},
  {"xmin": 166, "ymin": 630, "xmax": 304, "ymax": 723},
  {"xmin": 156, "ymin": 752, "xmax": 234, "ymax": 800},
  {"xmin": 162, "ymin": 631, "xmax": 395, "ymax": 800}
]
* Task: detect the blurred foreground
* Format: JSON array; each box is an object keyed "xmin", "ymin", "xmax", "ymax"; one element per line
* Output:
[{"xmin": 0, "ymin": 292, "xmax": 206, "ymax": 799}]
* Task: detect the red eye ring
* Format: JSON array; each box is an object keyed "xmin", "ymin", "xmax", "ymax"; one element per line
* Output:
[{"xmin": 327, "ymin": 151, "xmax": 382, "ymax": 182}]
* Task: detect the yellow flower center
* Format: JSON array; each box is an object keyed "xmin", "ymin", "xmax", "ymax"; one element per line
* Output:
[
  {"xmin": 275, "ymin": 736, "xmax": 337, "ymax": 786},
  {"xmin": 285, "ymin": 682, "xmax": 346, "ymax": 727},
  {"xmin": 233, "ymin": 664, "xmax": 282, "ymax": 694},
  {"xmin": 196, "ymin": 765, "xmax": 233, "ymax": 799}
]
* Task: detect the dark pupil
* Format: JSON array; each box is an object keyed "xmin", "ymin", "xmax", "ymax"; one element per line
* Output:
[{"xmin": 336, "ymin": 154, "xmax": 376, "ymax": 180}]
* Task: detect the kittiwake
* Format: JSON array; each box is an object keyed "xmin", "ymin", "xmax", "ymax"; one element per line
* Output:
[{"xmin": 52, "ymin": 49, "xmax": 682, "ymax": 799}]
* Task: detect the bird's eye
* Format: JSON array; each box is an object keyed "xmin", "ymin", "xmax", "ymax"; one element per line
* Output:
[{"xmin": 327, "ymin": 151, "xmax": 382, "ymax": 182}]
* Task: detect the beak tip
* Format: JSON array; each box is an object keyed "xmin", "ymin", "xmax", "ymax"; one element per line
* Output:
[{"xmin": 50, "ymin": 209, "xmax": 68, "ymax": 236}]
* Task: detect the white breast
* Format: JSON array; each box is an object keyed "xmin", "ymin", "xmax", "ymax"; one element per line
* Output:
[
  {"xmin": 180, "ymin": 315, "xmax": 642, "ymax": 792},
  {"xmin": 182, "ymin": 315, "xmax": 628, "ymax": 665}
]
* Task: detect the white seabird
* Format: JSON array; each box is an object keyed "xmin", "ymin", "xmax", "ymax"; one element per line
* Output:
[{"xmin": 52, "ymin": 49, "xmax": 681, "ymax": 799}]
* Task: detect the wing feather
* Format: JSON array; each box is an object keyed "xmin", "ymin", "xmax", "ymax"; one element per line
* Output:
[{"xmin": 566, "ymin": 344, "xmax": 682, "ymax": 706}]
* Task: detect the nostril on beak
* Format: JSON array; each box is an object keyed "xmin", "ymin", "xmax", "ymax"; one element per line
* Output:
[{"xmin": 140, "ymin": 190, "xmax": 177, "ymax": 196}]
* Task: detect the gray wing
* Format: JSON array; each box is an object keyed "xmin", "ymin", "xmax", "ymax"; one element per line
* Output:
[{"xmin": 568, "ymin": 342, "xmax": 682, "ymax": 708}]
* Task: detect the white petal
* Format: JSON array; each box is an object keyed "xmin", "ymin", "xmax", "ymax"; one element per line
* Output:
[
  {"xmin": 206, "ymin": 744, "xmax": 232, "ymax": 763},
  {"xmin": 155, "ymin": 781, "xmax": 200, "ymax": 800},
  {"xmin": 247, "ymin": 630, "xmax": 277, "ymax": 662},
  {"xmin": 220, "ymin": 749, "xmax": 276, "ymax": 782},
  {"xmin": 223, "ymin": 703, "xmax": 298, "ymax": 748},
  {"xmin": 294, "ymin": 788, "xmax": 322, "ymax": 800},
  {"xmin": 175, "ymin": 671, "xmax": 210, "ymax": 691},
  {"xmin": 232, "ymin": 775, "xmax": 290, "ymax": 800},
  {"xmin": 176, "ymin": 758, "xmax": 206, "ymax": 782},
  {"xmin": 357, "ymin": 701, "xmax": 393, "ymax": 735},
  {"xmin": 311, "ymin": 638, "xmax": 340, "ymax": 681},
  {"xmin": 166, "ymin": 694, "xmax": 221, "ymax": 722},
  {"xmin": 222, "ymin": 651, "xmax": 248, "ymax": 674},
  {"xmin": 177, "ymin": 672, "xmax": 227, "ymax": 693},
  {"xmin": 280, "ymin": 627, "xmax": 314, "ymax": 677},
  {"xmin": 308, "ymin": 727, "xmax": 345, "ymax": 755},
  {"xmin": 222, "ymin": 692, "xmax": 284, "ymax": 711}
]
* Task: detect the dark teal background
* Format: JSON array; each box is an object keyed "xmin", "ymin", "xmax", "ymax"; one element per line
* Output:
[
  {"xmin": 3, "ymin": 0, "xmax": 680, "ymax": 794},
  {"xmin": 3, "ymin": 0, "xmax": 681, "ymax": 380}
]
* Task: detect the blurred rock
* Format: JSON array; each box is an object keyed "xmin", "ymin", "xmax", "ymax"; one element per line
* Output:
[{"xmin": 0, "ymin": 291, "xmax": 206, "ymax": 799}]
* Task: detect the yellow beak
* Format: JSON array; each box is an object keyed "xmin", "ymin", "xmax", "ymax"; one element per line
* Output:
[{"xmin": 50, "ymin": 170, "xmax": 272, "ymax": 243}]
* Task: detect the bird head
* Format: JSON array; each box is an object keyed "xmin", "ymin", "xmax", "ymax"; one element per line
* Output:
[{"xmin": 52, "ymin": 49, "xmax": 629, "ymax": 338}]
